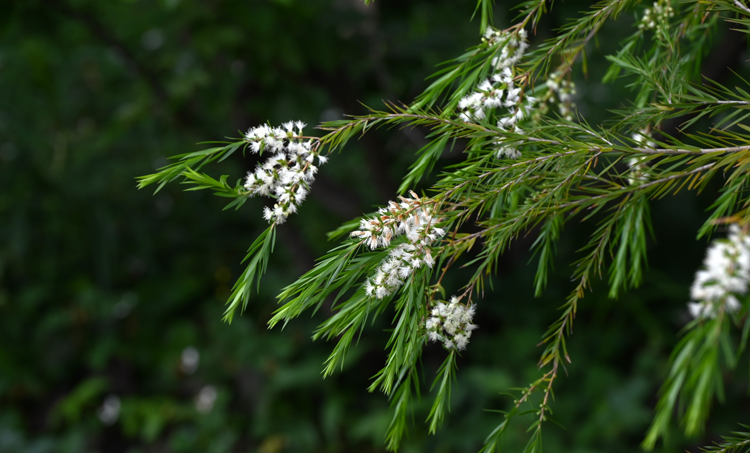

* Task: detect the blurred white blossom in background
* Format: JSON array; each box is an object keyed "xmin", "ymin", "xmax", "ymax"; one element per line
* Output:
[
  {"xmin": 195, "ymin": 385, "xmax": 218, "ymax": 414},
  {"xmin": 180, "ymin": 346, "xmax": 200, "ymax": 375},
  {"xmin": 97, "ymin": 394, "xmax": 121, "ymax": 425},
  {"xmin": 688, "ymin": 225, "xmax": 750, "ymax": 319}
]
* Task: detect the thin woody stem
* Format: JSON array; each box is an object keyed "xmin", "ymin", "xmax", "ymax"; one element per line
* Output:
[
  {"xmin": 321, "ymin": 112, "xmax": 750, "ymax": 156},
  {"xmin": 538, "ymin": 361, "xmax": 558, "ymax": 424}
]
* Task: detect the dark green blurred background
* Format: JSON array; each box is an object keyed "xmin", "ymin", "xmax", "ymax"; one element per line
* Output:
[{"xmin": 2, "ymin": 0, "xmax": 749, "ymax": 452}]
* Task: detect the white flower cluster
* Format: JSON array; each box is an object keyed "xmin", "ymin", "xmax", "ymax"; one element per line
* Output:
[
  {"xmin": 631, "ymin": 129, "xmax": 655, "ymax": 149},
  {"xmin": 243, "ymin": 121, "xmax": 328, "ymax": 224},
  {"xmin": 687, "ymin": 224, "xmax": 749, "ymax": 319},
  {"xmin": 484, "ymin": 27, "xmax": 529, "ymax": 71},
  {"xmin": 628, "ymin": 128, "xmax": 654, "ymax": 185},
  {"xmin": 351, "ymin": 192, "xmax": 446, "ymax": 299},
  {"xmin": 639, "ymin": 0, "xmax": 674, "ymax": 31},
  {"xmin": 534, "ymin": 72, "xmax": 578, "ymax": 126},
  {"xmin": 459, "ymin": 29, "xmax": 537, "ymax": 159},
  {"xmin": 459, "ymin": 28, "xmax": 531, "ymax": 122},
  {"xmin": 425, "ymin": 296, "xmax": 477, "ymax": 350},
  {"xmin": 544, "ymin": 73, "xmax": 577, "ymax": 121}
]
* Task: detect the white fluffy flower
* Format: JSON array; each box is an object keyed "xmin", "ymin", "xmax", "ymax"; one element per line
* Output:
[
  {"xmin": 541, "ymin": 72, "xmax": 577, "ymax": 121},
  {"xmin": 354, "ymin": 192, "xmax": 446, "ymax": 300},
  {"xmin": 457, "ymin": 27, "xmax": 539, "ymax": 160},
  {"xmin": 425, "ymin": 296, "xmax": 477, "ymax": 351},
  {"xmin": 639, "ymin": 0, "xmax": 674, "ymax": 31},
  {"xmin": 687, "ymin": 224, "xmax": 749, "ymax": 319},
  {"xmin": 627, "ymin": 129, "xmax": 654, "ymax": 185},
  {"xmin": 243, "ymin": 121, "xmax": 328, "ymax": 224}
]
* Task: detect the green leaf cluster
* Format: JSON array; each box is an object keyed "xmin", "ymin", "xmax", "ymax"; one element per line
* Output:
[{"xmin": 137, "ymin": 0, "xmax": 750, "ymax": 451}]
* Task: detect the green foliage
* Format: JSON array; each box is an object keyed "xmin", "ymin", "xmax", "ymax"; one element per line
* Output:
[
  {"xmin": 10, "ymin": 0, "xmax": 750, "ymax": 451},
  {"xmin": 702, "ymin": 425, "xmax": 750, "ymax": 453},
  {"xmin": 223, "ymin": 225, "xmax": 276, "ymax": 323},
  {"xmin": 137, "ymin": 0, "xmax": 750, "ymax": 450}
]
